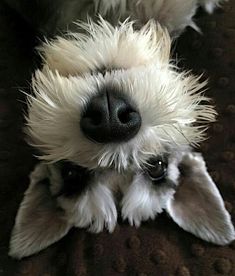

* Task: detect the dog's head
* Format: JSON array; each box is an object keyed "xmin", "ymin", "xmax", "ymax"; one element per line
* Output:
[
  {"xmin": 9, "ymin": 19, "xmax": 235, "ymax": 259},
  {"xmin": 26, "ymin": 18, "xmax": 216, "ymax": 170}
]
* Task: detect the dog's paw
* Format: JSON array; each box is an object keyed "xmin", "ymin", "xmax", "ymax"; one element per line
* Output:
[{"xmin": 58, "ymin": 182, "xmax": 117, "ymax": 233}]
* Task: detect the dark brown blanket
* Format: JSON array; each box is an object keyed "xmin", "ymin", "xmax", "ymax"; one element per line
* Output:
[{"xmin": 0, "ymin": 1, "xmax": 234, "ymax": 275}]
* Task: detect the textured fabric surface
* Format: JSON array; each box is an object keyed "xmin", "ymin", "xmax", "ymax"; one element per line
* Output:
[{"xmin": 0, "ymin": 1, "xmax": 235, "ymax": 276}]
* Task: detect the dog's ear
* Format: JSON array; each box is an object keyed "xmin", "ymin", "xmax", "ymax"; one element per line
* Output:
[
  {"xmin": 9, "ymin": 164, "xmax": 71, "ymax": 259},
  {"xmin": 166, "ymin": 152, "xmax": 235, "ymax": 245}
]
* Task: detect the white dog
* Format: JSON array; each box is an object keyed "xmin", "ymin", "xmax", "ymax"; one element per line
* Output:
[{"xmin": 9, "ymin": 0, "xmax": 234, "ymax": 259}]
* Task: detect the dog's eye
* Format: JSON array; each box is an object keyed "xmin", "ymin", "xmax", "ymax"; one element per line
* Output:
[
  {"xmin": 59, "ymin": 161, "xmax": 92, "ymax": 196},
  {"xmin": 145, "ymin": 157, "xmax": 168, "ymax": 182},
  {"xmin": 61, "ymin": 162, "xmax": 84, "ymax": 181}
]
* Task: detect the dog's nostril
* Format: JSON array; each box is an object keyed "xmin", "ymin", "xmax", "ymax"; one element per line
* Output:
[
  {"xmin": 80, "ymin": 90, "xmax": 141, "ymax": 143},
  {"xmin": 118, "ymin": 108, "xmax": 135, "ymax": 124},
  {"xmin": 84, "ymin": 110, "xmax": 102, "ymax": 126}
]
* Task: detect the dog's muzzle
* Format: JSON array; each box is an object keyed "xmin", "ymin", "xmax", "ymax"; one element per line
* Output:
[{"xmin": 80, "ymin": 89, "xmax": 141, "ymax": 143}]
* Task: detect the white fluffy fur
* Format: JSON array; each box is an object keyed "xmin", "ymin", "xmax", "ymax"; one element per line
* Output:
[
  {"xmin": 27, "ymin": 20, "xmax": 216, "ymax": 171},
  {"xmin": 121, "ymin": 173, "xmax": 176, "ymax": 227},
  {"xmin": 39, "ymin": 20, "xmax": 171, "ymax": 77},
  {"xmin": 57, "ymin": 171, "xmax": 118, "ymax": 233}
]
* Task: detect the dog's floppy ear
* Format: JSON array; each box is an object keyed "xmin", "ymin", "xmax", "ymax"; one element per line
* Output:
[
  {"xmin": 166, "ymin": 152, "xmax": 235, "ymax": 245},
  {"xmin": 9, "ymin": 164, "xmax": 71, "ymax": 259}
]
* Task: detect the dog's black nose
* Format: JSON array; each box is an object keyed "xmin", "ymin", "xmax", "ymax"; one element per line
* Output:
[{"xmin": 80, "ymin": 91, "xmax": 141, "ymax": 143}]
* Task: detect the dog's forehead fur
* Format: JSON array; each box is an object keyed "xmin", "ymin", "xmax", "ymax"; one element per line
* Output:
[
  {"xmin": 25, "ymin": 20, "xmax": 216, "ymax": 169},
  {"xmin": 40, "ymin": 20, "xmax": 171, "ymax": 76}
]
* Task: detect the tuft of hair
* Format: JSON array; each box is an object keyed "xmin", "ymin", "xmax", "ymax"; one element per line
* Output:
[{"xmin": 38, "ymin": 17, "xmax": 171, "ymax": 76}]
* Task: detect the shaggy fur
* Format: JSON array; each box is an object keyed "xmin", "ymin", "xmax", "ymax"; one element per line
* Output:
[
  {"xmin": 27, "ymin": 20, "xmax": 215, "ymax": 170},
  {"xmin": 9, "ymin": 0, "xmax": 234, "ymax": 259}
]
